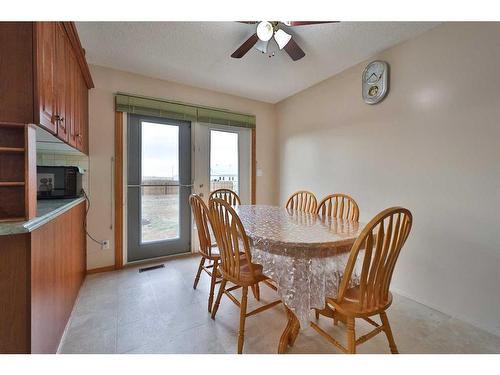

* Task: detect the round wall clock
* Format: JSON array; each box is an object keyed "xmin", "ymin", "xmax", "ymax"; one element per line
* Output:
[{"xmin": 362, "ymin": 60, "xmax": 389, "ymax": 104}]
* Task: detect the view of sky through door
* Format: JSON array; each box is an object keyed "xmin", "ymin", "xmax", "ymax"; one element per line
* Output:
[
  {"xmin": 140, "ymin": 121, "xmax": 180, "ymax": 242},
  {"xmin": 210, "ymin": 130, "xmax": 239, "ymax": 194}
]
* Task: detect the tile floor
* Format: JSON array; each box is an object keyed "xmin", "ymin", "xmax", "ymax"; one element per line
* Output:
[{"xmin": 59, "ymin": 255, "xmax": 500, "ymax": 354}]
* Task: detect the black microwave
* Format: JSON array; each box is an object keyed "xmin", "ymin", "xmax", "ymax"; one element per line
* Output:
[{"xmin": 37, "ymin": 166, "xmax": 84, "ymax": 200}]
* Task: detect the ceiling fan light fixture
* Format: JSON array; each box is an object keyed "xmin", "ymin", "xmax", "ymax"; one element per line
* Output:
[
  {"xmin": 256, "ymin": 21, "xmax": 273, "ymax": 41},
  {"xmin": 274, "ymin": 28, "xmax": 292, "ymax": 49}
]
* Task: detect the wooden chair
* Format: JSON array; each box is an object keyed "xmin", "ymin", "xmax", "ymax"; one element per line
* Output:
[
  {"xmin": 209, "ymin": 188, "xmax": 241, "ymax": 206},
  {"xmin": 189, "ymin": 194, "xmax": 221, "ymax": 313},
  {"xmin": 285, "ymin": 190, "xmax": 318, "ymax": 213},
  {"xmin": 310, "ymin": 207, "xmax": 413, "ymax": 354},
  {"xmin": 209, "ymin": 198, "xmax": 282, "ymax": 354},
  {"xmin": 314, "ymin": 193, "xmax": 360, "ymax": 321},
  {"xmin": 317, "ymin": 193, "xmax": 360, "ymax": 221},
  {"xmin": 209, "ymin": 189, "xmax": 261, "ymax": 301}
]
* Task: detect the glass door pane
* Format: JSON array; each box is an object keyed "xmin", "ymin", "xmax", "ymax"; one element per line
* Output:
[
  {"xmin": 140, "ymin": 122, "xmax": 179, "ymax": 243},
  {"xmin": 210, "ymin": 130, "xmax": 239, "ymax": 194},
  {"xmin": 127, "ymin": 114, "xmax": 191, "ymax": 262}
]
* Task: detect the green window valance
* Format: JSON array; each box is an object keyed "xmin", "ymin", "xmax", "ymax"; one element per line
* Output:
[{"xmin": 115, "ymin": 93, "xmax": 256, "ymax": 129}]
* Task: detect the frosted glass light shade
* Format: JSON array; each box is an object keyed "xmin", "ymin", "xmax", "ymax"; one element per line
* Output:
[
  {"xmin": 274, "ymin": 28, "xmax": 292, "ymax": 49},
  {"xmin": 256, "ymin": 21, "xmax": 273, "ymax": 41}
]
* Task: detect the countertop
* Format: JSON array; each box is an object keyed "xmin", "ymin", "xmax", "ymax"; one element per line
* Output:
[{"xmin": 0, "ymin": 197, "xmax": 86, "ymax": 236}]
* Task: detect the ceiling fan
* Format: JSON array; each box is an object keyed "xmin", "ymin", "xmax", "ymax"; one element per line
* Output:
[{"xmin": 231, "ymin": 21, "xmax": 338, "ymax": 61}]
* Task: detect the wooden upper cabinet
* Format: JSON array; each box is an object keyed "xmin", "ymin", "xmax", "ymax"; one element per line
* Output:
[
  {"xmin": 34, "ymin": 22, "xmax": 57, "ymax": 134},
  {"xmin": 0, "ymin": 22, "xmax": 93, "ymax": 155}
]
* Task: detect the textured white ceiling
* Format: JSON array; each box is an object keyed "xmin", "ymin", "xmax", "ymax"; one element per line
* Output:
[{"xmin": 76, "ymin": 22, "xmax": 439, "ymax": 103}]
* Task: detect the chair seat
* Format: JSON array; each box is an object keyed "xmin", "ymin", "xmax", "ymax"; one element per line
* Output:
[
  {"xmin": 237, "ymin": 259, "xmax": 266, "ymax": 285},
  {"xmin": 326, "ymin": 286, "xmax": 393, "ymax": 316}
]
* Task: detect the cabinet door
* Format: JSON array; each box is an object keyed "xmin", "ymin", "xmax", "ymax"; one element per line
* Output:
[
  {"xmin": 35, "ymin": 22, "xmax": 57, "ymax": 134},
  {"xmin": 67, "ymin": 50, "xmax": 78, "ymax": 148},
  {"xmin": 54, "ymin": 24, "xmax": 69, "ymax": 142},
  {"xmin": 77, "ymin": 72, "xmax": 89, "ymax": 154}
]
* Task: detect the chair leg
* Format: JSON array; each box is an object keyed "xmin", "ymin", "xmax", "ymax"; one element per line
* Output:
[
  {"xmin": 380, "ymin": 312, "xmax": 399, "ymax": 354},
  {"xmin": 193, "ymin": 257, "xmax": 205, "ymax": 289},
  {"xmin": 346, "ymin": 317, "xmax": 356, "ymax": 354},
  {"xmin": 237, "ymin": 286, "xmax": 248, "ymax": 354},
  {"xmin": 211, "ymin": 278, "xmax": 227, "ymax": 319},
  {"xmin": 315, "ymin": 309, "xmax": 320, "ymax": 320},
  {"xmin": 207, "ymin": 261, "xmax": 218, "ymax": 313},
  {"xmin": 251, "ymin": 283, "xmax": 260, "ymax": 301}
]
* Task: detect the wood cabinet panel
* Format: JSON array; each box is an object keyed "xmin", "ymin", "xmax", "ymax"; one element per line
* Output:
[
  {"xmin": 76, "ymin": 69, "xmax": 89, "ymax": 153},
  {"xmin": 34, "ymin": 22, "xmax": 57, "ymax": 134},
  {"xmin": 30, "ymin": 201, "xmax": 86, "ymax": 354},
  {"xmin": 54, "ymin": 23, "xmax": 69, "ymax": 142},
  {"xmin": 68, "ymin": 51, "xmax": 79, "ymax": 148},
  {"xmin": 0, "ymin": 234, "xmax": 31, "ymax": 353},
  {"xmin": 0, "ymin": 202, "xmax": 86, "ymax": 353},
  {"xmin": 30, "ymin": 216, "xmax": 57, "ymax": 354},
  {"xmin": 0, "ymin": 22, "xmax": 34, "ymax": 124}
]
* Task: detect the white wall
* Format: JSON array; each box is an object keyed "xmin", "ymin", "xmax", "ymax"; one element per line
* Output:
[
  {"xmin": 86, "ymin": 65, "xmax": 277, "ymax": 270},
  {"xmin": 275, "ymin": 22, "xmax": 500, "ymax": 335}
]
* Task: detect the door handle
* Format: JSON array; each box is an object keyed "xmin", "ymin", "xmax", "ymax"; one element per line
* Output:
[{"xmin": 127, "ymin": 184, "xmax": 193, "ymax": 188}]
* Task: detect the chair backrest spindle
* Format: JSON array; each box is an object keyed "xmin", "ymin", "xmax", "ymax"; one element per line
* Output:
[
  {"xmin": 209, "ymin": 188, "xmax": 241, "ymax": 206},
  {"xmin": 317, "ymin": 193, "xmax": 360, "ymax": 221},
  {"xmin": 285, "ymin": 190, "xmax": 318, "ymax": 213}
]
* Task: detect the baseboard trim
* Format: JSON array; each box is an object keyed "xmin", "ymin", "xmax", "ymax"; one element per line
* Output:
[
  {"xmin": 86, "ymin": 265, "xmax": 116, "ymax": 274},
  {"xmin": 124, "ymin": 252, "xmax": 196, "ymax": 269}
]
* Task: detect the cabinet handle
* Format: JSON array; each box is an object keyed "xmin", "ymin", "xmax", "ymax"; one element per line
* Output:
[{"xmin": 55, "ymin": 115, "xmax": 66, "ymax": 130}]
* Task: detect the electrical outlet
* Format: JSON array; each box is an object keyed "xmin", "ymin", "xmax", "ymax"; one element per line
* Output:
[{"xmin": 102, "ymin": 240, "xmax": 110, "ymax": 250}]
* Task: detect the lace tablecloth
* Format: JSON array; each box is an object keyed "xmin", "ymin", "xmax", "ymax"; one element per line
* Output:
[{"xmin": 236, "ymin": 205, "xmax": 364, "ymax": 327}]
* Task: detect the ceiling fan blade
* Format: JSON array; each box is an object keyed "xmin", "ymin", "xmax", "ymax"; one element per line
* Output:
[
  {"xmin": 231, "ymin": 33, "xmax": 259, "ymax": 58},
  {"xmin": 283, "ymin": 37, "xmax": 305, "ymax": 61},
  {"xmin": 286, "ymin": 21, "xmax": 339, "ymax": 27},
  {"xmin": 237, "ymin": 21, "xmax": 258, "ymax": 24}
]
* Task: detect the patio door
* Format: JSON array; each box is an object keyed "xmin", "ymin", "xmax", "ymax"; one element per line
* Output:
[
  {"xmin": 193, "ymin": 123, "xmax": 251, "ymax": 204},
  {"xmin": 127, "ymin": 114, "xmax": 191, "ymax": 262}
]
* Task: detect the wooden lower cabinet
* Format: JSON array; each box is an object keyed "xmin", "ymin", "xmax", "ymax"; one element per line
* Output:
[{"xmin": 0, "ymin": 201, "xmax": 86, "ymax": 353}]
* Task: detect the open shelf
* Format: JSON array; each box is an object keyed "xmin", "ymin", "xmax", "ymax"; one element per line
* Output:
[
  {"xmin": 0, "ymin": 182, "xmax": 25, "ymax": 187},
  {"xmin": 0, "ymin": 217, "xmax": 25, "ymax": 223},
  {"xmin": 0, "ymin": 123, "xmax": 36, "ymax": 221},
  {"xmin": 0, "ymin": 147, "xmax": 25, "ymax": 153}
]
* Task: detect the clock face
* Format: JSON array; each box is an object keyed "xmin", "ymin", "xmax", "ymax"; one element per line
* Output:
[
  {"xmin": 362, "ymin": 60, "xmax": 389, "ymax": 104},
  {"xmin": 363, "ymin": 61, "xmax": 385, "ymax": 84}
]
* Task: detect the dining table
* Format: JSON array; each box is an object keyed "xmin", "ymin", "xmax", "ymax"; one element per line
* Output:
[{"xmin": 235, "ymin": 204, "xmax": 365, "ymax": 354}]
